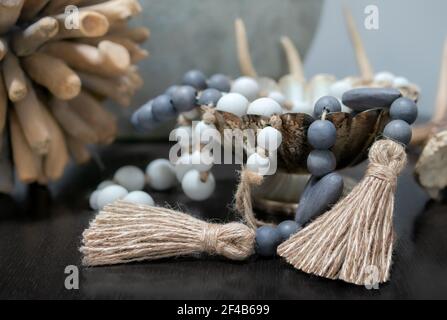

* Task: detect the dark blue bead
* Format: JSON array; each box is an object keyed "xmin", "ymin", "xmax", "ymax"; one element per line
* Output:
[
  {"xmin": 307, "ymin": 120, "xmax": 337, "ymax": 150},
  {"xmin": 390, "ymin": 97, "xmax": 418, "ymax": 124},
  {"xmin": 198, "ymin": 88, "xmax": 222, "ymax": 106},
  {"xmin": 383, "ymin": 119, "xmax": 412, "ymax": 145},
  {"xmin": 207, "ymin": 74, "xmax": 231, "ymax": 92},
  {"xmin": 182, "ymin": 70, "xmax": 207, "ymax": 90},
  {"xmin": 165, "ymin": 85, "xmax": 180, "ymax": 97},
  {"xmin": 277, "ymin": 220, "xmax": 302, "ymax": 242},
  {"xmin": 255, "ymin": 226, "xmax": 281, "ymax": 257},
  {"xmin": 314, "ymin": 96, "xmax": 342, "ymax": 118},
  {"xmin": 172, "ymin": 85, "xmax": 197, "ymax": 112},
  {"xmin": 307, "ymin": 150, "xmax": 336, "ymax": 177},
  {"xmin": 342, "ymin": 87, "xmax": 402, "ymax": 111},
  {"xmin": 134, "ymin": 101, "xmax": 160, "ymax": 131},
  {"xmin": 152, "ymin": 94, "xmax": 177, "ymax": 121},
  {"xmin": 296, "ymin": 172, "xmax": 344, "ymax": 225}
]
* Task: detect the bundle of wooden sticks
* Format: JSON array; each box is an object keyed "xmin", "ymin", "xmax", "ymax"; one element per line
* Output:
[{"xmin": 0, "ymin": 0, "xmax": 149, "ymax": 194}]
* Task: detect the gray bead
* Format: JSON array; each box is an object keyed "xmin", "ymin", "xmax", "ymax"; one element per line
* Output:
[
  {"xmin": 182, "ymin": 70, "xmax": 207, "ymax": 90},
  {"xmin": 307, "ymin": 150, "xmax": 336, "ymax": 177},
  {"xmin": 307, "ymin": 120, "xmax": 337, "ymax": 150},
  {"xmin": 152, "ymin": 94, "xmax": 177, "ymax": 121},
  {"xmin": 277, "ymin": 220, "xmax": 302, "ymax": 242},
  {"xmin": 295, "ymin": 172, "xmax": 344, "ymax": 225},
  {"xmin": 314, "ymin": 96, "xmax": 342, "ymax": 118},
  {"xmin": 383, "ymin": 119, "xmax": 412, "ymax": 145},
  {"xmin": 172, "ymin": 85, "xmax": 198, "ymax": 112},
  {"xmin": 198, "ymin": 88, "xmax": 222, "ymax": 106},
  {"xmin": 207, "ymin": 74, "xmax": 231, "ymax": 92},
  {"xmin": 134, "ymin": 101, "xmax": 160, "ymax": 131},
  {"xmin": 255, "ymin": 226, "xmax": 282, "ymax": 257},
  {"xmin": 165, "ymin": 85, "xmax": 179, "ymax": 97},
  {"xmin": 342, "ymin": 88, "xmax": 402, "ymax": 111},
  {"xmin": 390, "ymin": 97, "xmax": 418, "ymax": 124}
]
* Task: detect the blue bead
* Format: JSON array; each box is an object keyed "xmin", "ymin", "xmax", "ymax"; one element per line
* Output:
[
  {"xmin": 277, "ymin": 220, "xmax": 302, "ymax": 242},
  {"xmin": 165, "ymin": 85, "xmax": 180, "ymax": 97},
  {"xmin": 383, "ymin": 119, "xmax": 412, "ymax": 145},
  {"xmin": 152, "ymin": 94, "xmax": 177, "ymax": 121},
  {"xmin": 296, "ymin": 172, "xmax": 344, "ymax": 225},
  {"xmin": 207, "ymin": 74, "xmax": 231, "ymax": 92},
  {"xmin": 390, "ymin": 97, "xmax": 418, "ymax": 124},
  {"xmin": 134, "ymin": 101, "xmax": 160, "ymax": 131},
  {"xmin": 342, "ymin": 87, "xmax": 402, "ymax": 111},
  {"xmin": 307, "ymin": 120, "xmax": 337, "ymax": 150},
  {"xmin": 198, "ymin": 88, "xmax": 222, "ymax": 106},
  {"xmin": 314, "ymin": 96, "xmax": 342, "ymax": 118},
  {"xmin": 307, "ymin": 150, "xmax": 336, "ymax": 177},
  {"xmin": 172, "ymin": 85, "xmax": 197, "ymax": 112},
  {"xmin": 182, "ymin": 70, "xmax": 207, "ymax": 90},
  {"xmin": 255, "ymin": 226, "xmax": 281, "ymax": 257}
]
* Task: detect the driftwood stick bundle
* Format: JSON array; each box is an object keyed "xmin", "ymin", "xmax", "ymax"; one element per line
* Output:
[
  {"xmin": 23, "ymin": 52, "xmax": 81, "ymax": 99},
  {"xmin": 81, "ymin": 201, "xmax": 256, "ymax": 267},
  {"xmin": 53, "ymin": 10, "xmax": 109, "ymax": 39},
  {"xmin": 0, "ymin": 0, "xmax": 147, "ymax": 193},
  {"xmin": 2, "ymin": 51, "xmax": 28, "ymax": 101},
  {"xmin": 41, "ymin": 40, "xmax": 130, "ymax": 77},
  {"xmin": 12, "ymin": 16, "xmax": 59, "ymax": 56},
  {"xmin": 0, "ymin": 0, "xmax": 24, "ymax": 34},
  {"xmin": 13, "ymin": 82, "xmax": 50, "ymax": 155}
]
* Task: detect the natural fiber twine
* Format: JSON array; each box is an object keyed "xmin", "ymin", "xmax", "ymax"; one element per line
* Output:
[
  {"xmin": 81, "ymin": 201, "xmax": 255, "ymax": 266},
  {"xmin": 277, "ymin": 139, "xmax": 407, "ymax": 286}
]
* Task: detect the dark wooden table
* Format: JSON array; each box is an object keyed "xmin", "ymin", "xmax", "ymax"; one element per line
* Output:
[{"xmin": 1, "ymin": 142, "xmax": 446, "ymax": 300}]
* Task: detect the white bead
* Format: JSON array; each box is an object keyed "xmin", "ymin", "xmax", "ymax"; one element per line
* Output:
[
  {"xmin": 231, "ymin": 76, "xmax": 260, "ymax": 101},
  {"xmin": 175, "ymin": 153, "xmax": 193, "ymax": 181},
  {"xmin": 268, "ymin": 91, "xmax": 287, "ymax": 108},
  {"xmin": 181, "ymin": 170, "xmax": 216, "ymax": 201},
  {"xmin": 113, "ymin": 165, "xmax": 146, "ymax": 191},
  {"xmin": 194, "ymin": 121, "xmax": 220, "ymax": 144},
  {"xmin": 97, "ymin": 180, "xmax": 116, "ymax": 190},
  {"xmin": 123, "ymin": 191, "xmax": 155, "ymax": 206},
  {"xmin": 247, "ymin": 98, "xmax": 283, "ymax": 117},
  {"xmin": 246, "ymin": 153, "xmax": 271, "ymax": 175},
  {"xmin": 257, "ymin": 77, "xmax": 280, "ymax": 94},
  {"xmin": 191, "ymin": 150, "xmax": 214, "ymax": 172},
  {"xmin": 146, "ymin": 159, "xmax": 177, "ymax": 191},
  {"xmin": 257, "ymin": 127, "xmax": 282, "ymax": 151},
  {"xmin": 290, "ymin": 100, "xmax": 313, "ymax": 115},
  {"xmin": 216, "ymin": 93, "xmax": 249, "ymax": 117},
  {"xmin": 374, "ymin": 71, "xmax": 395, "ymax": 83},
  {"xmin": 393, "ymin": 76, "xmax": 410, "ymax": 87},
  {"xmin": 329, "ymin": 80, "xmax": 352, "ymax": 98},
  {"xmin": 97, "ymin": 185, "xmax": 128, "ymax": 209},
  {"xmin": 89, "ymin": 190, "xmax": 100, "ymax": 210}
]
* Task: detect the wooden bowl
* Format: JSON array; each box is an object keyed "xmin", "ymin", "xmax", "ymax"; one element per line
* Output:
[{"xmin": 211, "ymin": 108, "xmax": 390, "ymax": 174}]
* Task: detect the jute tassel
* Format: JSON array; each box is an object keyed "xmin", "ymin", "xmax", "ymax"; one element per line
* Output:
[
  {"xmin": 81, "ymin": 201, "xmax": 255, "ymax": 266},
  {"xmin": 277, "ymin": 139, "xmax": 407, "ymax": 286}
]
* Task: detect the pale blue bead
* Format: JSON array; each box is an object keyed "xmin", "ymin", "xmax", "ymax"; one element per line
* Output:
[
  {"xmin": 277, "ymin": 220, "xmax": 302, "ymax": 242},
  {"xmin": 307, "ymin": 120, "xmax": 337, "ymax": 150},
  {"xmin": 255, "ymin": 226, "xmax": 281, "ymax": 257},
  {"xmin": 152, "ymin": 94, "xmax": 177, "ymax": 121},
  {"xmin": 135, "ymin": 101, "xmax": 160, "ymax": 131},
  {"xmin": 165, "ymin": 85, "xmax": 180, "ymax": 97}
]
